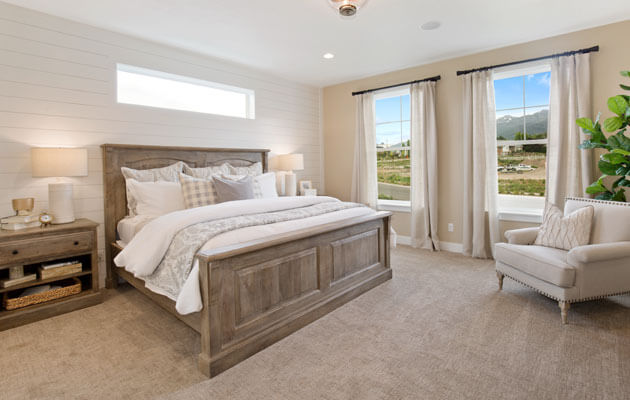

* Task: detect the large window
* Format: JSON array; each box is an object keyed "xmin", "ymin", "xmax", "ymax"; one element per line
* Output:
[
  {"xmin": 116, "ymin": 64, "xmax": 255, "ymax": 119},
  {"xmin": 375, "ymin": 88, "xmax": 411, "ymax": 206},
  {"xmin": 494, "ymin": 64, "xmax": 550, "ymax": 214}
]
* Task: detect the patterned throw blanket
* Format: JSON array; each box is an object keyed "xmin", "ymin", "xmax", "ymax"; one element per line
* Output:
[{"xmin": 142, "ymin": 201, "xmax": 363, "ymax": 299}]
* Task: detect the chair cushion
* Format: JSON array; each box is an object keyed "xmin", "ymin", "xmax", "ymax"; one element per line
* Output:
[
  {"xmin": 495, "ymin": 243, "xmax": 575, "ymax": 288},
  {"xmin": 564, "ymin": 198, "xmax": 630, "ymax": 244}
]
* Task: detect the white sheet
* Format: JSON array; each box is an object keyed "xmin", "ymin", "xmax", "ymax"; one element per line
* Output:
[
  {"xmin": 115, "ymin": 196, "xmax": 376, "ymax": 314},
  {"xmin": 117, "ymin": 215, "xmax": 156, "ymax": 245}
]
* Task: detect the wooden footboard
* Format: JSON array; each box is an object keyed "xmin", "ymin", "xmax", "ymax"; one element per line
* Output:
[{"xmin": 195, "ymin": 211, "xmax": 392, "ymax": 377}]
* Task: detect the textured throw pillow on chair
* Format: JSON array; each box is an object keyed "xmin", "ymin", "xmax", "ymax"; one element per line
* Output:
[{"xmin": 534, "ymin": 203, "xmax": 594, "ymax": 250}]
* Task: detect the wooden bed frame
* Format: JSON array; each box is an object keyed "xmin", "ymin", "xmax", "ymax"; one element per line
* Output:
[{"xmin": 102, "ymin": 143, "xmax": 392, "ymax": 377}]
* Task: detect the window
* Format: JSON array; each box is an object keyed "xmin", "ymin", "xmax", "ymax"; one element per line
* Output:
[
  {"xmin": 116, "ymin": 64, "xmax": 255, "ymax": 119},
  {"xmin": 494, "ymin": 64, "xmax": 550, "ymax": 218},
  {"xmin": 375, "ymin": 88, "xmax": 411, "ymax": 210}
]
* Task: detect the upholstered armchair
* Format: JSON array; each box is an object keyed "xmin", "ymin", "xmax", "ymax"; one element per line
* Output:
[{"xmin": 495, "ymin": 198, "xmax": 630, "ymax": 324}]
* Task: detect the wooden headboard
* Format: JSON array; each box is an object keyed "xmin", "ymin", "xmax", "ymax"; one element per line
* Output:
[{"xmin": 101, "ymin": 143, "xmax": 269, "ymax": 287}]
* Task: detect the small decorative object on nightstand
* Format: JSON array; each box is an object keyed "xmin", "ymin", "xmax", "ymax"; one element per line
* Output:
[
  {"xmin": 276, "ymin": 153, "xmax": 304, "ymax": 196},
  {"xmin": 299, "ymin": 180, "xmax": 312, "ymax": 195},
  {"xmin": 0, "ymin": 218, "xmax": 102, "ymax": 331}
]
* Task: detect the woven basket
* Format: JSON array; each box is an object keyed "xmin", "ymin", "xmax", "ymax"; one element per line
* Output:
[{"xmin": 3, "ymin": 278, "xmax": 81, "ymax": 311}]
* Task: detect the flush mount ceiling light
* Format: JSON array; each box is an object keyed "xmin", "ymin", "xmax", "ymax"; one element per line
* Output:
[
  {"xmin": 420, "ymin": 21, "xmax": 441, "ymax": 30},
  {"xmin": 323, "ymin": 53, "xmax": 335, "ymax": 59},
  {"xmin": 328, "ymin": 0, "xmax": 368, "ymax": 17}
]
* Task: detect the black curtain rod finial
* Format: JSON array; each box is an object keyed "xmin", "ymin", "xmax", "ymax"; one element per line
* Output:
[{"xmin": 352, "ymin": 75, "xmax": 441, "ymax": 96}]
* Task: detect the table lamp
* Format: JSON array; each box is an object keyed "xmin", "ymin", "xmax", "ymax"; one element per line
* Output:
[
  {"xmin": 277, "ymin": 153, "xmax": 304, "ymax": 197},
  {"xmin": 31, "ymin": 148, "xmax": 88, "ymax": 224}
]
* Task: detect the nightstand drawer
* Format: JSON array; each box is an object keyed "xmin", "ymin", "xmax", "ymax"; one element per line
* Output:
[{"xmin": 0, "ymin": 232, "xmax": 93, "ymax": 264}]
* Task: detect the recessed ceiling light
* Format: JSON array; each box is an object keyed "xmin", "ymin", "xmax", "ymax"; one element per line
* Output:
[
  {"xmin": 420, "ymin": 21, "xmax": 441, "ymax": 30},
  {"xmin": 323, "ymin": 53, "xmax": 335, "ymax": 59}
]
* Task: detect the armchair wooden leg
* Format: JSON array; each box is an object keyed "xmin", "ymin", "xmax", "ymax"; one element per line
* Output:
[
  {"xmin": 559, "ymin": 301, "xmax": 570, "ymax": 324},
  {"xmin": 496, "ymin": 271, "xmax": 504, "ymax": 291}
]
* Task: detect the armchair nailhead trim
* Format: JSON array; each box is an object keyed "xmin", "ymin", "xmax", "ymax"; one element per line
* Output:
[
  {"xmin": 499, "ymin": 271, "xmax": 630, "ymax": 304},
  {"xmin": 565, "ymin": 197, "xmax": 630, "ymax": 207}
]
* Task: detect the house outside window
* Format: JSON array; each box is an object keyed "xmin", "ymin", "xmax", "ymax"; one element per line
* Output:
[
  {"xmin": 374, "ymin": 87, "xmax": 411, "ymax": 211},
  {"xmin": 494, "ymin": 63, "xmax": 551, "ymax": 221}
]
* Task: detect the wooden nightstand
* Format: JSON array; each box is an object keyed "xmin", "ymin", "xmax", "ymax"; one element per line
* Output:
[{"xmin": 0, "ymin": 219, "xmax": 102, "ymax": 330}]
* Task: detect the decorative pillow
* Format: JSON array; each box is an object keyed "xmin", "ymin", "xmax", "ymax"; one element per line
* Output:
[
  {"xmin": 227, "ymin": 162, "xmax": 263, "ymax": 177},
  {"xmin": 179, "ymin": 173, "xmax": 219, "ymax": 209},
  {"xmin": 223, "ymin": 172, "xmax": 277, "ymax": 199},
  {"xmin": 213, "ymin": 176, "xmax": 255, "ymax": 203},
  {"xmin": 125, "ymin": 179, "xmax": 185, "ymax": 216},
  {"xmin": 534, "ymin": 203, "xmax": 594, "ymax": 250},
  {"xmin": 183, "ymin": 163, "xmax": 231, "ymax": 179},
  {"xmin": 121, "ymin": 161, "xmax": 184, "ymax": 215}
]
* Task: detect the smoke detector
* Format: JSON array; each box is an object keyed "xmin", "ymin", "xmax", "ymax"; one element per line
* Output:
[{"xmin": 328, "ymin": 0, "xmax": 368, "ymax": 17}]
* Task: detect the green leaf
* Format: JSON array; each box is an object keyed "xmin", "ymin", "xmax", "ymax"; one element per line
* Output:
[
  {"xmin": 619, "ymin": 179, "xmax": 630, "ymax": 187},
  {"xmin": 595, "ymin": 192, "xmax": 614, "ymax": 200},
  {"xmin": 612, "ymin": 148, "xmax": 630, "ymax": 156},
  {"xmin": 599, "ymin": 159, "xmax": 620, "ymax": 175},
  {"xmin": 608, "ymin": 135, "xmax": 622, "ymax": 149},
  {"xmin": 615, "ymin": 130, "xmax": 630, "ymax": 151},
  {"xmin": 576, "ymin": 117, "xmax": 594, "ymax": 132},
  {"xmin": 604, "ymin": 116, "xmax": 624, "ymax": 132},
  {"xmin": 616, "ymin": 165, "xmax": 630, "ymax": 176},
  {"xmin": 612, "ymin": 188, "xmax": 626, "ymax": 202},
  {"xmin": 608, "ymin": 96, "xmax": 629, "ymax": 116},
  {"xmin": 613, "ymin": 176, "xmax": 625, "ymax": 189},
  {"xmin": 622, "ymin": 84, "xmax": 630, "ymax": 91},
  {"xmin": 602, "ymin": 152, "xmax": 627, "ymax": 164},
  {"xmin": 586, "ymin": 177, "xmax": 608, "ymax": 194},
  {"xmin": 621, "ymin": 71, "xmax": 630, "ymax": 78}
]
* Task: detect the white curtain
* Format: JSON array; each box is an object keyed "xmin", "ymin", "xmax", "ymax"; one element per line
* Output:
[
  {"xmin": 461, "ymin": 71, "xmax": 499, "ymax": 259},
  {"xmin": 547, "ymin": 53, "xmax": 592, "ymax": 207},
  {"xmin": 410, "ymin": 81, "xmax": 440, "ymax": 250},
  {"xmin": 351, "ymin": 92, "xmax": 378, "ymax": 208}
]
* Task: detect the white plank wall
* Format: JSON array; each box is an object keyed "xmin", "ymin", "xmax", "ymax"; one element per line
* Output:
[{"xmin": 0, "ymin": 3, "xmax": 324, "ymax": 287}]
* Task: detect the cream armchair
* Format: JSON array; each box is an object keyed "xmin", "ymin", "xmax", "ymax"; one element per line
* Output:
[{"xmin": 495, "ymin": 198, "xmax": 630, "ymax": 324}]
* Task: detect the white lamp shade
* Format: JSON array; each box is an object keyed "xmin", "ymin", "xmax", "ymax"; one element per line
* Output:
[
  {"xmin": 31, "ymin": 148, "xmax": 88, "ymax": 177},
  {"xmin": 277, "ymin": 153, "xmax": 304, "ymax": 172}
]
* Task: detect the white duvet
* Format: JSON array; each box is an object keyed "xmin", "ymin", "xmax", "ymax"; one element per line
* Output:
[{"xmin": 114, "ymin": 196, "xmax": 377, "ymax": 315}]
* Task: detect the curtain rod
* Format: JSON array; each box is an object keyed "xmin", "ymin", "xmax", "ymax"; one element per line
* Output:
[
  {"xmin": 351, "ymin": 75, "xmax": 441, "ymax": 96},
  {"xmin": 456, "ymin": 45, "xmax": 599, "ymax": 76}
]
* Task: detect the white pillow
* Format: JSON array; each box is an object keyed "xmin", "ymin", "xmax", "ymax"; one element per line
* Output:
[
  {"xmin": 253, "ymin": 172, "xmax": 278, "ymax": 198},
  {"xmin": 534, "ymin": 203, "xmax": 594, "ymax": 250},
  {"xmin": 228, "ymin": 162, "xmax": 263, "ymax": 177},
  {"xmin": 223, "ymin": 172, "xmax": 277, "ymax": 199},
  {"xmin": 183, "ymin": 163, "xmax": 230, "ymax": 179},
  {"xmin": 121, "ymin": 161, "xmax": 184, "ymax": 215},
  {"xmin": 125, "ymin": 179, "xmax": 185, "ymax": 216}
]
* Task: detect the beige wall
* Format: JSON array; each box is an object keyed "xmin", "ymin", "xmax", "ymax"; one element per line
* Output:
[{"xmin": 323, "ymin": 20, "xmax": 630, "ymax": 246}]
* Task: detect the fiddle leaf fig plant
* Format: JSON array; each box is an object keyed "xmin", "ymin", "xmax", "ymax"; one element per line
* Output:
[{"xmin": 577, "ymin": 70, "xmax": 630, "ymax": 202}]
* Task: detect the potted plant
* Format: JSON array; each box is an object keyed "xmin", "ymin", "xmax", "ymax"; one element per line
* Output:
[{"xmin": 577, "ymin": 70, "xmax": 630, "ymax": 201}]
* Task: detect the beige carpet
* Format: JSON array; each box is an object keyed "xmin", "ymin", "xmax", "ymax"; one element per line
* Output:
[{"xmin": 2, "ymin": 246, "xmax": 630, "ymax": 399}]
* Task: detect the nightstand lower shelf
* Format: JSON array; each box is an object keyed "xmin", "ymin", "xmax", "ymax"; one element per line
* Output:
[{"xmin": 0, "ymin": 290, "xmax": 102, "ymax": 331}]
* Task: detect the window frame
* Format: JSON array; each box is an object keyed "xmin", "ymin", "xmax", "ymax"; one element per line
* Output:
[
  {"xmin": 116, "ymin": 63, "xmax": 256, "ymax": 119},
  {"xmin": 494, "ymin": 62, "xmax": 551, "ymax": 221},
  {"xmin": 374, "ymin": 87, "xmax": 411, "ymax": 212}
]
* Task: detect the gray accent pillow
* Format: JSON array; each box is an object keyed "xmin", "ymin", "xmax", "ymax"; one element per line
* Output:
[{"xmin": 213, "ymin": 175, "xmax": 255, "ymax": 203}]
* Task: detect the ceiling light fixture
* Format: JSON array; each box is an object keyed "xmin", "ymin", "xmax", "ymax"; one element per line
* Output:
[
  {"xmin": 328, "ymin": 0, "xmax": 368, "ymax": 17},
  {"xmin": 323, "ymin": 53, "xmax": 335, "ymax": 59},
  {"xmin": 420, "ymin": 21, "xmax": 441, "ymax": 30}
]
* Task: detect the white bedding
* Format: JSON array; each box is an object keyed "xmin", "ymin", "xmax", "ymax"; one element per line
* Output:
[
  {"xmin": 117, "ymin": 215, "xmax": 156, "ymax": 245},
  {"xmin": 114, "ymin": 197, "xmax": 378, "ymax": 315}
]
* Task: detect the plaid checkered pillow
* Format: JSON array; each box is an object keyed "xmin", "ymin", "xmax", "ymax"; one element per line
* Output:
[{"xmin": 179, "ymin": 173, "xmax": 219, "ymax": 209}]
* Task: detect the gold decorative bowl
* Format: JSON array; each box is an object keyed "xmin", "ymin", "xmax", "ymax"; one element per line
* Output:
[{"xmin": 12, "ymin": 198, "xmax": 34, "ymax": 216}]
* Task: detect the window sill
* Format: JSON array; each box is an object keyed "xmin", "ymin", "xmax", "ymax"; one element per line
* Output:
[
  {"xmin": 498, "ymin": 209, "xmax": 543, "ymax": 223},
  {"xmin": 377, "ymin": 200, "xmax": 411, "ymax": 213}
]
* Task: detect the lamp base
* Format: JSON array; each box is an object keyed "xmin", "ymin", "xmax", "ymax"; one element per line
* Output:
[
  {"xmin": 49, "ymin": 182, "xmax": 75, "ymax": 224},
  {"xmin": 284, "ymin": 173, "xmax": 297, "ymax": 197}
]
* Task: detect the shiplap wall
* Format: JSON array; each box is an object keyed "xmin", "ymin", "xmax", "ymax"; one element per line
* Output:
[{"xmin": 0, "ymin": 3, "xmax": 324, "ymax": 287}]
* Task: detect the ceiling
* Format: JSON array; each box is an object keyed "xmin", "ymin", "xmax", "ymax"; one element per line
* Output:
[{"xmin": 4, "ymin": 0, "xmax": 630, "ymax": 87}]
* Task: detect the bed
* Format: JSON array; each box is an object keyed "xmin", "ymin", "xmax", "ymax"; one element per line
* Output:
[{"xmin": 102, "ymin": 143, "xmax": 392, "ymax": 377}]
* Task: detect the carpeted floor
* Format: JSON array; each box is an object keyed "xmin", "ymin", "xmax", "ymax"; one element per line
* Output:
[{"xmin": 2, "ymin": 246, "xmax": 630, "ymax": 399}]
